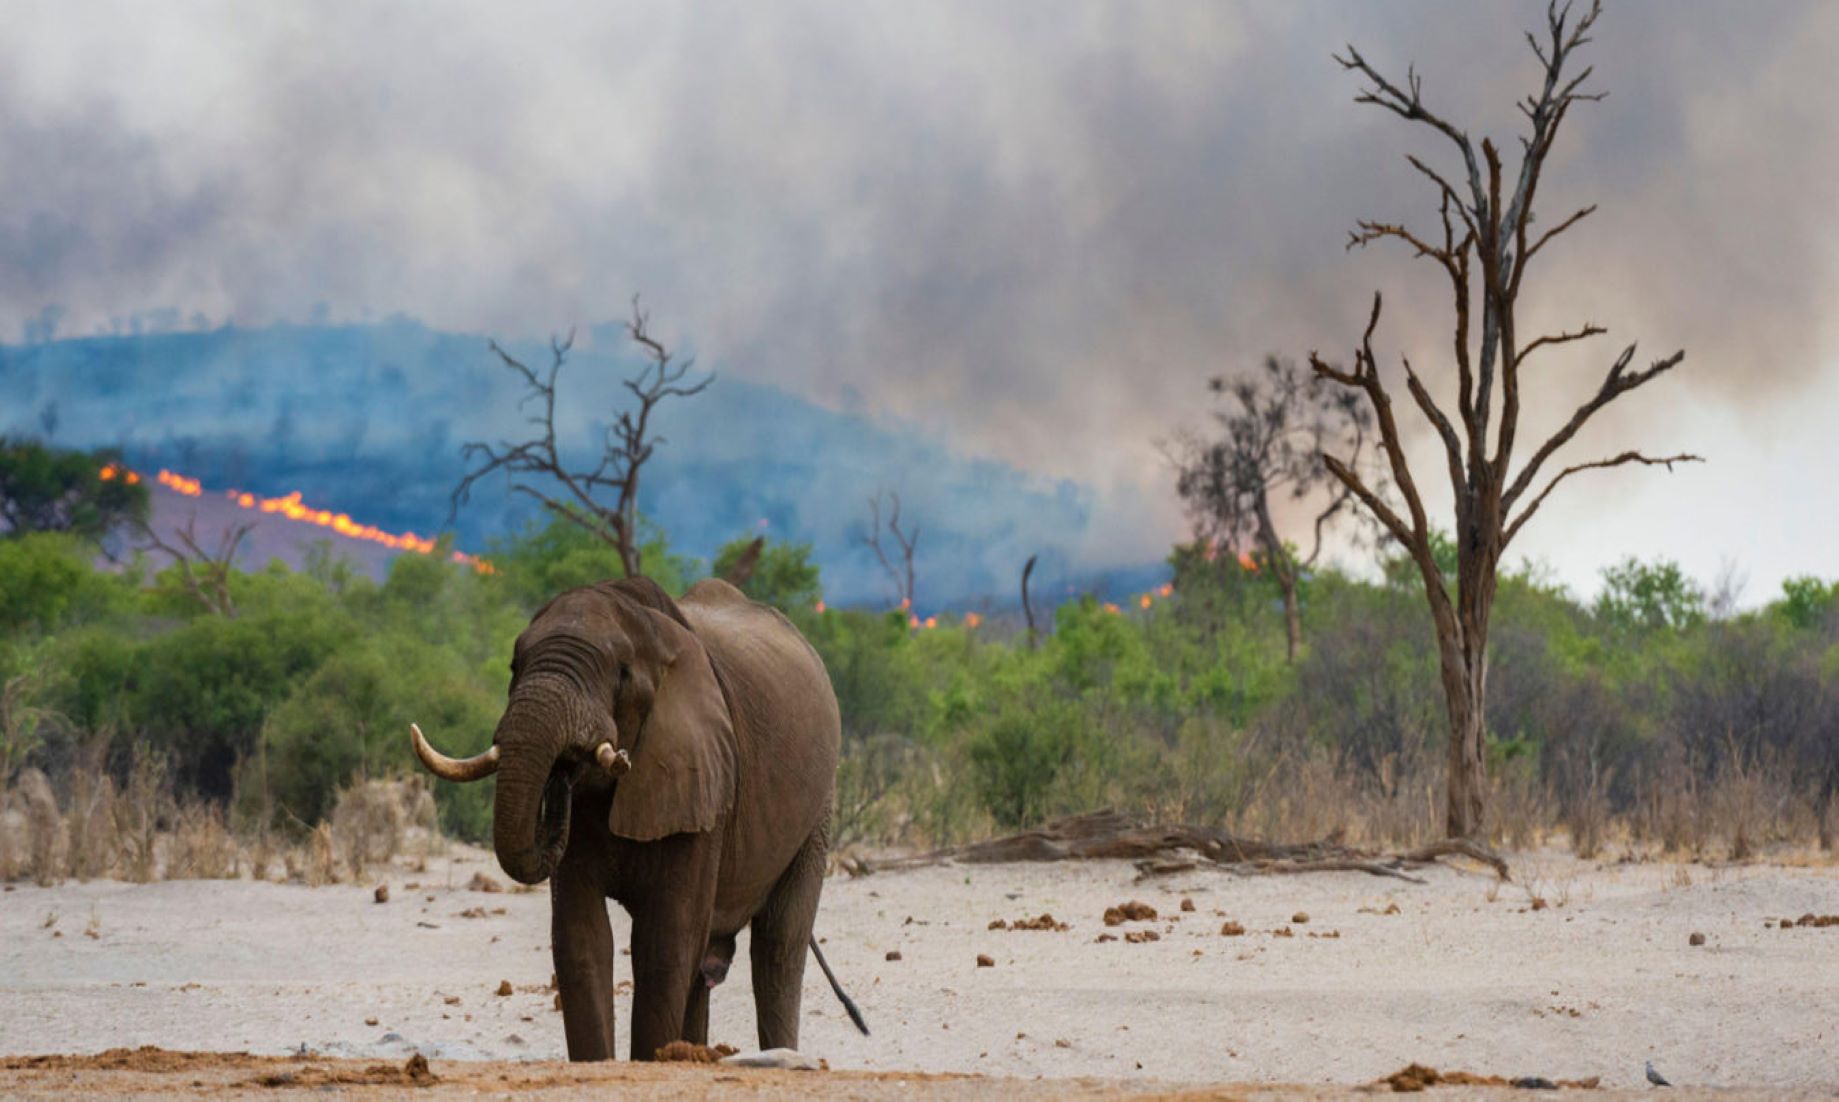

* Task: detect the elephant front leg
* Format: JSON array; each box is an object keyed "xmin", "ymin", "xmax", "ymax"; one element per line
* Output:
[
  {"xmin": 627, "ymin": 833, "xmax": 721, "ymax": 1061},
  {"xmin": 551, "ymin": 872, "xmax": 617, "ymax": 1061}
]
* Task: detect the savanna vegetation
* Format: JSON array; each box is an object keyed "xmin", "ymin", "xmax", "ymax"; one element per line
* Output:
[{"xmin": 2, "ymin": 440, "xmax": 1835, "ymax": 887}]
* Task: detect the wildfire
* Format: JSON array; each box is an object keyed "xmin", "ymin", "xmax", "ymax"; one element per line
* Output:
[
  {"xmin": 157, "ymin": 470, "xmax": 202, "ymax": 496},
  {"xmin": 124, "ymin": 464, "xmax": 493, "ymax": 574}
]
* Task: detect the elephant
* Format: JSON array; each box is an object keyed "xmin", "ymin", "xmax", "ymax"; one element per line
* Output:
[{"xmin": 409, "ymin": 575, "xmax": 865, "ymax": 1061}]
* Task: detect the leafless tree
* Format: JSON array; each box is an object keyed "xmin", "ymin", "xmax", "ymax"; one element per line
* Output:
[
  {"xmin": 138, "ymin": 516, "xmax": 252, "ymax": 619},
  {"xmin": 1313, "ymin": 0, "xmax": 1699, "ymax": 838},
  {"xmin": 453, "ymin": 296, "xmax": 712, "ymax": 578},
  {"xmin": 1172, "ymin": 355, "xmax": 1372, "ymax": 662},
  {"xmin": 1020, "ymin": 554, "xmax": 1040, "ymax": 649},
  {"xmin": 862, "ymin": 490, "xmax": 919, "ymax": 612}
]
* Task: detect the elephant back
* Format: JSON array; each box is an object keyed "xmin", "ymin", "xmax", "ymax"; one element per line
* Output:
[{"xmin": 679, "ymin": 579, "xmax": 839, "ymax": 915}]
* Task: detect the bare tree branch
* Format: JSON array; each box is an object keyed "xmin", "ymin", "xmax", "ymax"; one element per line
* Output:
[
  {"xmin": 863, "ymin": 490, "xmax": 920, "ymax": 612},
  {"xmin": 139, "ymin": 515, "xmax": 251, "ymax": 618},
  {"xmin": 1505, "ymin": 450, "xmax": 1701, "ymax": 547},
  {"xmin": 452, "ymin": 297, "xmax": 712, "ymax": 578},
  {"xmin": 1503, "ymin": 346, "xmax": 1687, "ymax": 510}
]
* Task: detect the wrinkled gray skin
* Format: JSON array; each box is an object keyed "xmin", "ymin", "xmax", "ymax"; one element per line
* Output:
[{"xmin": 418, "ymin": 576, "xmax": 840, "ymax": 1061}]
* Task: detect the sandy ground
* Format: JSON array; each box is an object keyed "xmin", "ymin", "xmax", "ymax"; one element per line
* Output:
[{"xmin": 2, "ymin": 846, "xmax": 1836, "ymax": 1098}]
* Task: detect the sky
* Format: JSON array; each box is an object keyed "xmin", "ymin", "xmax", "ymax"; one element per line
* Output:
[{"xmin": 2, "ymin": 0, "xmax": 1835, "ymax": 604}]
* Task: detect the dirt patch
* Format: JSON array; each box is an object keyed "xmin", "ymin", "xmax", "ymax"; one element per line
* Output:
[
  {"xmin": 655, "ymin": 1041, "xmax": 739, "ymax": 1063},
  {"xmin": 990, "ymin": 914, "xmax": 1069, "ymax": 931},
  {"xmin": 2, "ymin": 1047, "xmax": 270, "ymax": 1073},
  {"xmin": 1374, "ymin": 1063, "xmax": 1601, "ymax": 1092},
  {"xmin": 250, "ymin": 1053, "xmax": 437, "ymax": 1089}
]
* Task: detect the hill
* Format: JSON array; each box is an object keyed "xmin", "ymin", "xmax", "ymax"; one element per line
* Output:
[{"xmin": 2, "ymin": 319, "xmax": 1164, "ymax": 607}]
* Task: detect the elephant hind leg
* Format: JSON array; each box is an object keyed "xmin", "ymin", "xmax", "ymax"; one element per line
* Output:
[{"xmin": 749, "ymin": 822, "xmax": 828, "ymax": 1051}]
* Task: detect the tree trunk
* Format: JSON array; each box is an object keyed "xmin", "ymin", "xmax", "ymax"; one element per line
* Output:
[
  {"xmin": 1279, "ymin": 577, "xmax": 1302, "ymax": 664},
  {"xmin": 1255, "ymin": 495, "xmax": 1303, "ymax": 664},
  {"xmin": 1443, "ymin": 664, "xmax": 1489, "ymax": 839}
]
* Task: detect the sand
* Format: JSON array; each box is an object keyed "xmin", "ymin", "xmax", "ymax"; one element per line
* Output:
[{"xmin": 2, "ymin": 846, "xmax": 1835, "ymax": 1098}]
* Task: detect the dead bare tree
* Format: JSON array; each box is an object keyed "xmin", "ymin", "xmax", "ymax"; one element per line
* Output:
[
  {"xmin": 1172, "ymin": 356, "xmax": 1372, "ymax": 662},
  {"xmin": 453, "ymin": 296, "xmax": 711, "ymax": 578},
  {"xmin": 139, "ymin": 515, "xmax": 252, "ymax": 618},
  {"xmin": 1314, "ymin": 0, "xmax": 1699, "ymax": 837},
  {"xmin": 862, "ymin": 490, "xmax": 919, "ymax": 612},
  {"xmin": 1020, "ymin": 554, "xmax": 1040, "ymax": 649}
]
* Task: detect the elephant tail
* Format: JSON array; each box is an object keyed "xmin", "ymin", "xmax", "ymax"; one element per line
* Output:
[{"xmin": 808, "ymin": 935, "xmax": 869, "ymax": 1036}]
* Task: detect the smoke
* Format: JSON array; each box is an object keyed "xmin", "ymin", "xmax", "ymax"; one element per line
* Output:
[{"xmin": 2, "ymin": 1, "xmax": 1834, "ymax": 596}]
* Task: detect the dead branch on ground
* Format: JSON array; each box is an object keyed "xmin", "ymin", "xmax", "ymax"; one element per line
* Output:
[{"xmin": 867, "ymin": 809, "xmax": 1510, "ymax": 883}]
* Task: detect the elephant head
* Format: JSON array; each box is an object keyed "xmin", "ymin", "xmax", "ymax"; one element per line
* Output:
[{"xmin": 410, "ymin": 577, "xmax": 736, "ymax": 885}]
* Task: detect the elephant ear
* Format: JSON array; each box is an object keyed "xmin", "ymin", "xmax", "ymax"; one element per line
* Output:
[{"xmin": 609, "ymin": 607, "xmax": 737, "ymax": 842}]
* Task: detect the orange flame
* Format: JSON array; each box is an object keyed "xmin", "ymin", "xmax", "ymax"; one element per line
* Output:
[
  {"xmin": 1102, "ymin": 602, "xmax": 1121, "ymax": 615},
  {"xmin": 963, "ymin": 611, "xmax": 982, "ymax": 629},
  {"xmin": 98, "ymin": 463, "xmax": 142, "ymax": 485},
  {"xmin": 1158, "ymin": 583, "xmax": 1173, "ymax": 598},
  {"xmin": 814, "ymin": 599, "xmax": 826, "ymax": 614},
  {"xmin": 158, "ymin": 470, "xmax": 202, "ymax": 496},
  {"xmin": 1138, "ymin": 594, "xmax": 1152, "ymax": 609},
  {"xmin": 129, "ymin": 463, "xmax": 494, "ymax": 573}
]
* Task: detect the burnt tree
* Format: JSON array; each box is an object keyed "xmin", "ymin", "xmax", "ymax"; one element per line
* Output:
[
  {"xmin": 139, "ymin": 515, "xmax": 253, "ymax": 619},
  {"xmin": 1172, "ymin": 355, "xmax": 1370, "ymax": 662},
  {"xmin": 1315, "ymin": 0, "xmax": 1698, "ymax": 837},
  {"xmin": 454, "ymin": 296, "xmax": 711, "ymax": 578},
  {"xmin": 862, "ymin": 490, "xmax": 919, "ymax": 613}
]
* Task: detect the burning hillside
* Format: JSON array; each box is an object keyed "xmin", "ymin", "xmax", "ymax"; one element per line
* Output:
[{"xmin": 132, "ymin": 465, "xmax": 491, "ymax": 576}]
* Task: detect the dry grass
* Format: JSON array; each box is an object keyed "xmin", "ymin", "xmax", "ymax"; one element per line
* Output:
[{"xmin": 0, "ymin": 760, "xmax": 443, "ymax": 887}]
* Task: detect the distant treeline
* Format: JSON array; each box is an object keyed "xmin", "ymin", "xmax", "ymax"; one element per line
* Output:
[{"xmin": 4, "ymin": 496, "xmax": 1835, "ymax": 862}]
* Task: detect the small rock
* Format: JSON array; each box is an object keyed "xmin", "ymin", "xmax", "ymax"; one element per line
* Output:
[
  {"xmin": 364, "ymin": 1016, "xmax": 379, "ymax": 1026},
  {"xmin": 1180, "ymin": 898, "xmax": 1196, "ymax": 912},
  {"xmin": 885, "ymin": 950, "xmax": 902, "ymax": 961},
  {"xmin": 1220, "ymin": 921, "xmax": 1246, "ymax": 936},
  {"xmin": 1688, "ymin": 931, "xmax": 1706, "ymax": 946},
  {"xmin": 1291, "ymin": 911, "xmax": 1309, "ymax": 924},
  {"xmin": 719, "ymin": 1048, "xmax": 824, "ymax": 1071},
  {"xmin": 976, "ymin": 954, "xmax": 995, "ymax": 967},
  {"xmin": 1103, "ymin": 901, "xmax": 1158, "ymax": 926},
  {"xmin": 495, "ymin": 980, "xmax": 514, "ymax": 996},
  {"xmin": 373, "ymin": 884, "xmax": 390, "ymax": 904},
  {"xmin": 443, "ymin": 995, "xmax": 461, "ymax": 1006},
  {"xmin": 379, "ymin": 1031, "xmax": 403, "ymax": 1043}
]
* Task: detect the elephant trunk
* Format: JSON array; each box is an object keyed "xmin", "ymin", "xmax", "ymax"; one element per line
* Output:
[{"xmin": 491, "ymin": 693, "xmax": 577, "ymax": 886}]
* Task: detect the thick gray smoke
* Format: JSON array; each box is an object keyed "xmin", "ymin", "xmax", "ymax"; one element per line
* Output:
[{"xmin": 3, "ymin": 1, "xmax": 1834, "ymax": 597}]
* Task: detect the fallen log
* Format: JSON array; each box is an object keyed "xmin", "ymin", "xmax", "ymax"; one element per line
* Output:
[{"xmin": 868, "ymin": 809, "xmax": 1508, "ymax": 882}]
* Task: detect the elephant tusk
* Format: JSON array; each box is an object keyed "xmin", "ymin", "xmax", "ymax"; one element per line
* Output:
[
  {"xmin": 594, "ymin": 741, "xmax": 632, "ymax": 776},
  {"xmin": 409, "ymin": 723, "xmax": 500, "ymax": 782}
]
